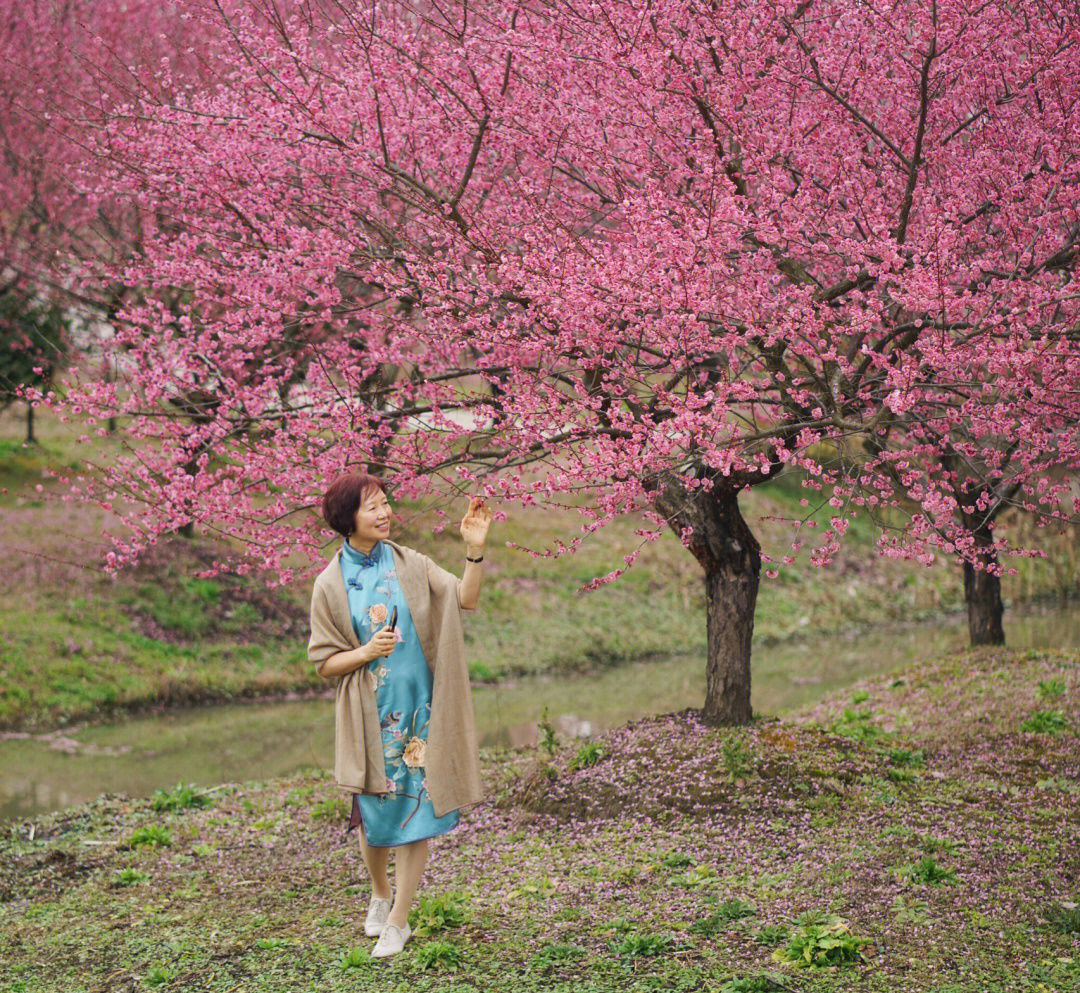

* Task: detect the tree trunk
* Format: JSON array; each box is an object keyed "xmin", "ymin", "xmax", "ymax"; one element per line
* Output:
[
  {"xmin": 26, "ymin": 402, "xmax": 35, "ymax": 444},
  {"xmin": 965, "ymin": 524, "xmax": 1004, "ymax": 645},
  {"xmin": 939, "ymin": 447, "xmax": 1007, "ymax": 647},
  {"xmin": 646, "ymin": 472, "xmax": 760, "ymax": 725},
  {"xmin": 702, "ymin": 523, "xmax": 759, "ymax": 725},
  {"xmin": 170, "ymin": 451, "xmax": 203, "ymax": 539}
]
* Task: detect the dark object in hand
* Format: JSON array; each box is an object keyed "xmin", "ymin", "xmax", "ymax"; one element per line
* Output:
[{"xmin": 389, "ymin": 605, "xmax": 398, "ymax": 631}]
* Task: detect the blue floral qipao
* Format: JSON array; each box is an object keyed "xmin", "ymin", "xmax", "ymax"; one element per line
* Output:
[{"xmin": 339, "ymin": 539, "xmax": 461, "ymax": 847}]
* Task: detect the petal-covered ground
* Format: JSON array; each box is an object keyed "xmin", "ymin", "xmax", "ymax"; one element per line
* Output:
[{"xmin": 1, "ymin": 646, "xmax": 1077, "ymax": 992}]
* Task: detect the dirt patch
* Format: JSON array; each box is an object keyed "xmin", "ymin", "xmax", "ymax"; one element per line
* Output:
[{"xmin": 0, "ymin": 846, "xmax": 98, "ymax": 902}]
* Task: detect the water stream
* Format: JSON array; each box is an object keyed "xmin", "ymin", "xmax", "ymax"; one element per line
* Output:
[{"xmin": 3, "ymin": 601, "xmax": 1077, "ymax": 822}]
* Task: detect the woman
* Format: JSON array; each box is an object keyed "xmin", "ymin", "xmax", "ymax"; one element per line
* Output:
[{"xmin": 307, "ymin": 471, "xmax": 492, "ymax": 958}]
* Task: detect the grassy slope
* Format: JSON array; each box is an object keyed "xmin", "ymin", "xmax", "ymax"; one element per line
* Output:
[
  {"xmin": 1, "ymin": 645, "xmax": 1076, "ymax": 992},
  {"xmin": 4, "ymin": 403, "xmax": 1078, "ymax": 733}
]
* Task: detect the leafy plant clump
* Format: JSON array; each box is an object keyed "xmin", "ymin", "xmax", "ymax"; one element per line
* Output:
[
  {"xmin": 145, "ymin": 965, "xmax": 175, "ymax": 987},
  {"xmin": 339, "ymin": 946, "xmax": 374, "ymax": 969},
  {"xmin": 1021, "ymin": 710, "xmax": 1068, "ymax": 734},
  {"xmin": 409, "ymin": 891, "xmax": 470, "ymax": 937},
  {"xmin": 672, "ymin": 863, "xmax": 718, "ymax": 889},
  {"xmin": 891, "ymin": 895, "xmax": 930, "ymax": 924},
  {"xmin": 753, "ymin": 923, "xmax": 791, "ymax": 946},
  {"xmin": 717, "ymin": 735, "xmax": 754, "ymax": 781},
  {"xmin": 311, "ymin": 796, "xmax": 349, "ymax": 821},
  {"xmin": 127, "ymin": 825, "xmax": 172, "ymax": 849},
  {"xmin": 415, "ymin": 940, "xmax": 463, "ymax": 971},
  {"xmin": 716, "ymin": 898, "xmax": 757, "ymax": 922},
  {"xmin": 887, "ymin": 747, "xmax": 925, "ymax": 767},
  {"xmin": 659, "ymin": 850, "xmax": 693, "ymax": 869},
  {"xmin": 530, "ymin": 942, "xmax": 586, "ymax": 971},
  {"xmin": 112, "ymin": 867, "xmax": 149, "ymax": 887},
  {"xmin": 150, "ymin": 781, "xmax": 214, "ymax": 812},
  {"xmin": 893, "ymin": 854, "xmax": 957, "ymax": 886},
  {"xmin": 1037, "ymin": 678, "xmax": 1066, "ymax": 699},
  {"xmin": 506, "ymin": 875, "xmax": 557, "ymax": 901},
  {"xmin": 772, "ymin": 913, "xmax": 871, "ymax": 968},
  {"xmin": 568, "ymin": 740, "xmax": 607, "ymax": 771},
  {"xmin": 721, "ymin": 975, "xmax": 790, "ymax": 993},
  {"xmin": 689, "ymin": 898, "xmax": 756, "ymax": 938},
  {"xmin": 609, "ymin": 932, "xmax": 676, "ymax": 959},
  {"xmin": 829, "ymin": 706, "xmax": 889, "ymax": 743},
  {"xmin": 538, "ymin": 705, "xmax": 559, "ymax": 756}
]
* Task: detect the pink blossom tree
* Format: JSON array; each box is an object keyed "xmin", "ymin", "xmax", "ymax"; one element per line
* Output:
[
  {"xmin": 2, "ymin": 0, "xmax": 257, "ymax": 539},
  {"xmin": 875, "ymin": 379, "xmax": 1080, "ymax": 647},
  {"xmin": 28, "ymin": 0, "xmax": 1080, "ymax": 724},
  {"xmin": 0, "ymin": 0, "xmax": 212, "ymax": 296},
  {"xmin": 1, "ymin": 0, "xmax": 217, "ymax": 465}
]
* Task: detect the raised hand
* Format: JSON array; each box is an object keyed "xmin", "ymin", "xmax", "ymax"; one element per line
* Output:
[{"xmin": 459, "ymin": 496, "xmax": 492, "ymax": 549}]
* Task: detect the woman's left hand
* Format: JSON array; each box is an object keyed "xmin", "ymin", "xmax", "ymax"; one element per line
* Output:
[{"xmin": 459, "ymin": 496, "xmax": 493, "ymax": 548}]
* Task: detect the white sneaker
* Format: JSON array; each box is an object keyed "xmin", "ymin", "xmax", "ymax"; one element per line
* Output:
[
  {"xmin": 372, "ymin": 921, "xmax": 411, "ymax": 958},
  {"xmin": 364, "ymin": 888, "xmax": 393, "ymax": 937}
]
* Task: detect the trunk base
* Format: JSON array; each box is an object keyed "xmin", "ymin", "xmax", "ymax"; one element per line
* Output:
[
  {"xmin": 647, "ymin": 473, "xmax": 760, "ymax": 726},
  {"xmin": 965, "ymin": 558, "xmax": 1004, "ymax": 645}
]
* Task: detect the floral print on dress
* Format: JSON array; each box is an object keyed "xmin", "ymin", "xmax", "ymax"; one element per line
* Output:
[
  {"xmin": 368, "ymin": 603, "xmax": 388, "ymax": 625},
  {"xmin": 340, "ymin": 541, "xmax": 459, "ymax": 844},
  {"xmin": 402, "ymin": 736, "xmax": 426, "ymax": 768},
  {"xmin": 376, "ymin": 701, "xmax": 436, "ymax": 828},
  {"xmin": 359, "ymin": 578, "xmax": 404, "ymax": 651}
]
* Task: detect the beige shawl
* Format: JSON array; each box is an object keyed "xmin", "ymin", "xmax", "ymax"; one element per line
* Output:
[{"xmin": 307, "ymin": 538, "xmax": 485, "ymax": 818}]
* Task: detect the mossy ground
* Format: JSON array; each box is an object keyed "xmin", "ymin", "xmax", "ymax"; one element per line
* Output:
[{"xmin": 2, "ymin": 646, "xmax": 1077, "ymax": 992}]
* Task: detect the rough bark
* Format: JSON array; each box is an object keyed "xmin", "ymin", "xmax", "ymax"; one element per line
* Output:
[
  {"xmin": 965, "ymin": 524, "xmax": 1005, "ymax": 645},
  {"xmin": 940, "ymin": 449, "xmax": 1007, "ymax": 646},
  {"xmin": 646, "ymin": 471, "xmax": 760, "ymax": 725}
]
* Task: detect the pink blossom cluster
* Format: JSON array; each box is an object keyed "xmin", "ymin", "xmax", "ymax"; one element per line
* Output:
[{"xmin": 10, "ymin": 0, "xmax": 1080, "ymax": 586}]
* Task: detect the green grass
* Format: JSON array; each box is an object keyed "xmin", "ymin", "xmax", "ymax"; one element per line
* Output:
[{"xmin": 0, "ymin": 647, "xmax": 1076, "ymax": 991}]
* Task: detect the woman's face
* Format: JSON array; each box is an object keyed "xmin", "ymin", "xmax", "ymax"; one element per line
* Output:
[{"xmin": 351, "ymin": 486, "xmax": 391, "ymax": 544}]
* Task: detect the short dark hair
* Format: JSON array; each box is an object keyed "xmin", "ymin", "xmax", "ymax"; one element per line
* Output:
[{"xmin": 321, "ymin": 472, "xmax": 388, "ymax": 539}]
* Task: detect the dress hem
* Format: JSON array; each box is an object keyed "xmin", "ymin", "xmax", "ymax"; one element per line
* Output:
[
  {"xmin": 346, "ymin": 824, "xmax": 462, "ymax": 847},
  {"xmin": 345, "ymin": 793, "xmax": 461, "ymax": 846}
]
